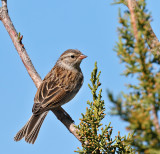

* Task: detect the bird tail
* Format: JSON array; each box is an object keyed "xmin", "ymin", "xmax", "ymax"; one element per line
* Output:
[{"xmin": 14, "ymin": 111, "xmax": 48, "ymax": 144}]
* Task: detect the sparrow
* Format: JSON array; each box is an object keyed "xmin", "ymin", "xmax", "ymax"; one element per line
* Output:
[{"xmin": 14, "ymin": 49, "xmax": 87, "ymax": 144}]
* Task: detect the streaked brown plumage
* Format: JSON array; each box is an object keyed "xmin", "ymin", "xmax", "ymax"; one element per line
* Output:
[{"xmin": 14, "ymin": 49, "xmax": 87, "ymax": 144}]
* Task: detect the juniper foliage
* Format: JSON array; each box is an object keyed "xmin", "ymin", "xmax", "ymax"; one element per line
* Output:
[
  {"xmin": 108, "ymin": 0, "xmax": 160, "ymax": 153},
  {"xmin": 75, "ymin": 62, "xmax": 133, "ymax": 154}
]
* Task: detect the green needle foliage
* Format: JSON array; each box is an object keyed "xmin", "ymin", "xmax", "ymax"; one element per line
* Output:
[
  {"xmin": 108, "ymin": 0, "xmax": 160, "ymax": 153},
  {"xmin": 75, "ymin": 62, "xmax": 134, "ymax": 154}
]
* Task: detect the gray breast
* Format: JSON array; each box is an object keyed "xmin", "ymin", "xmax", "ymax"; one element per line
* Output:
[{"xmin": 62, "ymin": 72, "xmax": 83, "ymax": 105}]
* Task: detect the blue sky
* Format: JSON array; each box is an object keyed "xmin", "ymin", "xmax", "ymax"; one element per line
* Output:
[{"xmin": 0, "ymin": 0, "xmax": 160, "ymax": 154}]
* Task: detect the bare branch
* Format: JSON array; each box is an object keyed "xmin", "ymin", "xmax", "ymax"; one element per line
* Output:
[
  {"xmin": 51, "ymin": 108, "xmax": 81, "ymax": 141},
  {"xmin": 128, "ymin": 0, "xmax": 138, "ymax": 41},
  {"xmin": 0, "ymin": 8, "xmax": 2, "ymax": 20},
  {"xmin": 2, "ymin": 0, "xmax": 7, "ymax": 9},
  {"xmin": 0, "ymin": 0, "xmax": 41, "ymax": 88},
  {"xmin": 0, "ymin": 0, "xmax": 81, "ymax": 143}
]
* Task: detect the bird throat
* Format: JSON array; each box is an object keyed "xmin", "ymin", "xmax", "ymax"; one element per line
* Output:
[{"xmin": 57, "ymin": 61, "xmax": 80, "ymax": 72}]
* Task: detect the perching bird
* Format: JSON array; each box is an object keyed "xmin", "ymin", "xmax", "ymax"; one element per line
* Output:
[{"xmin": 14, "ymin": 49, "xmax": 87, "ymax": 144}]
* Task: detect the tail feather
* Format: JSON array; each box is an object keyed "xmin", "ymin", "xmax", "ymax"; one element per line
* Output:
[
  {"xmin": 14, "ymin": 116, "xmax": 33, "ymax": 141},
  {"xmin": 14, "ymin": 111, "xmax": 48, "ymax": 144},
  {"xmin": 25, "ymin": 112, "xmax": 48, "ymax": 144}
]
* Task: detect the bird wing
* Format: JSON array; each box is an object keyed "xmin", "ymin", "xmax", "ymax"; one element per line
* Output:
[{"xmin": 32, "ymin": 67, "xmax": 70, "ymax": 115}]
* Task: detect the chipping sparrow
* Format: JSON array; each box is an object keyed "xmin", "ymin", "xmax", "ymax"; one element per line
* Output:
[{"xmin": 14, "ymin": 49, "xmax": 87, "ymax": 144}]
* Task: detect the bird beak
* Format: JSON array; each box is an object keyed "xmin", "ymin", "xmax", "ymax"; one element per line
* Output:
[{"xmin": 79, "ymin": 54, "xmax": 87, "ymax": 60}]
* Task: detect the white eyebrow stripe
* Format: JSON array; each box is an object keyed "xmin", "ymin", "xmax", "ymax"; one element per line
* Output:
[{"xmin": 61, "ymin": 53, "xmax": 72, "ymax": 58}]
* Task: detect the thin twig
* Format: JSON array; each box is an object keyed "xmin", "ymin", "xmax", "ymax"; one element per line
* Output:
[{"xmin": 0, "ymin": 0, "xmax": 81, "ymax": 143}]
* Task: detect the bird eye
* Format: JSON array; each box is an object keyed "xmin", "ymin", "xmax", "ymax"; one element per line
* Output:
[{"xmin": 71, "ymin": 55, "xmax": 75, "ymax": 58}]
